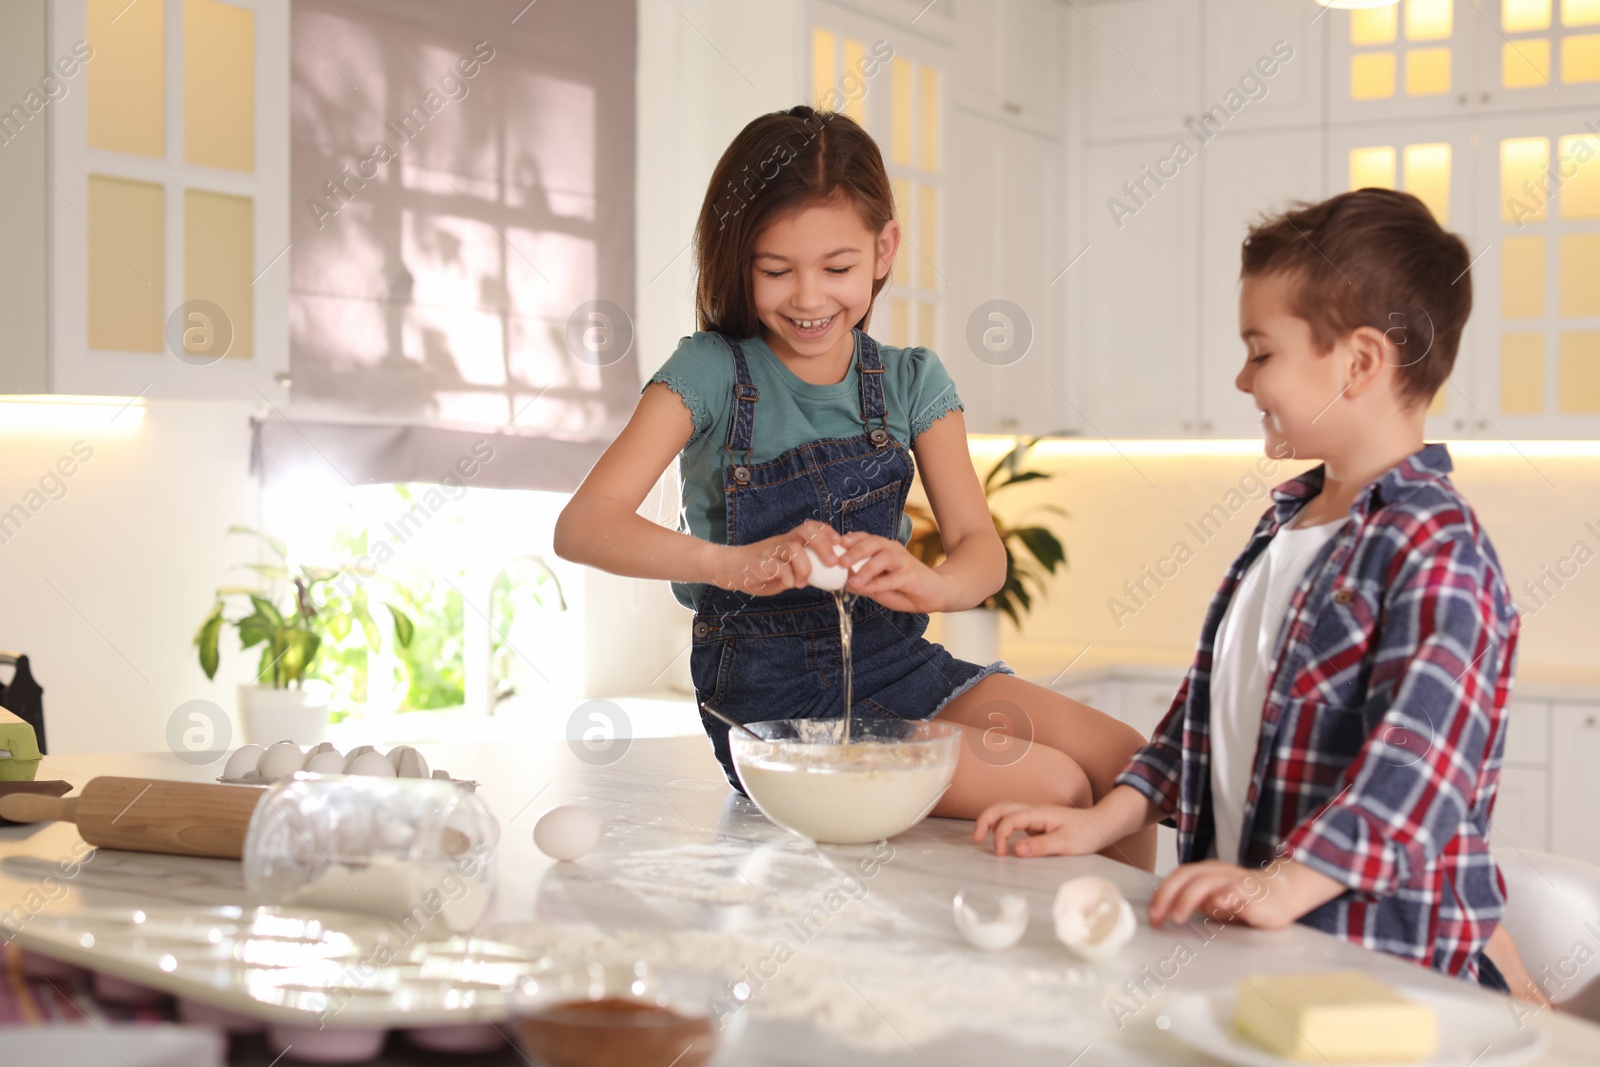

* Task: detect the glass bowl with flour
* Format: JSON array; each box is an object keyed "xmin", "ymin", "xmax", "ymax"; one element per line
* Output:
[{"xmin": 730, "ymin": 719, "xmax": 959, "ymax": 844}]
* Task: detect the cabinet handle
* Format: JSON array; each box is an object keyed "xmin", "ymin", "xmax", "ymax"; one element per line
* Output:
[
  {"xmin": 1457, "ymin": 93, "xmax": 1469, "ymax": 106},
  {"xmin": 1002, "ymin": 101, "xmax": 1022, "ymax": 114},
  {"xmin": 1588, "ymin": 715, "xmax": 1597, "ymax": 728},
  {"xmin": 1201, "ymin": 419, "xmax": 1213, "ymax": 433},
  {"xmin": 1480, "ymin": 92, "xmax": 1492, "ymax": 104},
  {"xmin": 1181, "ymin": 420, "xmax": 1193, "ymax": 432}
]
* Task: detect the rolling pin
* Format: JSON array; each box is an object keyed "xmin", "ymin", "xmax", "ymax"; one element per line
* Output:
[{"xmin": 0, "ymin": 776, "xmax": 266, "ymax": 859}]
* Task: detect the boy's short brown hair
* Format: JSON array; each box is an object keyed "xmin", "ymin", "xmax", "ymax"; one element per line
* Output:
[{"xmin": 1240, "ymin": 188, "xmax": 1472, "ymax": 408}]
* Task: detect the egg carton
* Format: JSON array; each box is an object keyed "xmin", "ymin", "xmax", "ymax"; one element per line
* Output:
[
  {"xmin": 215, "ymin": 742, "xmax": 478, "ymax": 792},
  {"xmin": 12, "ymin": 905, "xmax": 544, "ymax": 1061}
]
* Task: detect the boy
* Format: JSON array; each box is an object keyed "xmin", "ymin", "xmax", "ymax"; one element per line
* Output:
[{"xmin": 976, "ymin": 188, "xmax": 1539, "ymax": 997}]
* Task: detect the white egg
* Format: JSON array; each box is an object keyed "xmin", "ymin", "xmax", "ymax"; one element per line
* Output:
[
  {"xmin": 1052, "ymin": 876, "xmax": 1137, "ymax": 961},
  {"xmin": 222, "ymin": 744, "xmax": 266, "ymax": 780},
  {"xmin": 804, "ymin": 546, "xmax": 851, "ymax": 591},
  {"xmin": 257, "ymin": 741, "xmax": 307, "ymax": 781},
  {"xmin": 431, "ymin": 769, "xmax": 451, "ymax": 780},
  {"xmin": 952, "ymin": 890, "xmax": 1030, "ymax": 952},
  {"xmin": 387, "ymin": 746, "xmax": 430, "ymax": 778},
  {"xmin": 302, "ymin": 749, "xmax": 346, "ymax": 775},
  {"xmin": 306, "ymin": 742, "xmax": 338, "ymax": 757},
  {"xmin": 345, "ymin": 751, "xmax": 397, "ymax": 777},
  {"xmin": 533, "ymin": 805, "xmax": 600, "ymax": 862}
]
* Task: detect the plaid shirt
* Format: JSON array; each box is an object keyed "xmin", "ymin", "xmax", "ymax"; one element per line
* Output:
[{"xmin": 1117, "ymin": 444, "xmax": 1519, "ymax": 980}]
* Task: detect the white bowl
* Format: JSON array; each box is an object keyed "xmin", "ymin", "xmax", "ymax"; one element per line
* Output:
[{"xmin": 730, "ymin": 718, "xmax": 959, "ymax": 844}]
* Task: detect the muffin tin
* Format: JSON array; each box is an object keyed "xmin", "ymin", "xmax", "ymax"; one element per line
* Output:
[{"xmin": 13, "ymin": 905, "xmax": 551, "ymax": 1061}]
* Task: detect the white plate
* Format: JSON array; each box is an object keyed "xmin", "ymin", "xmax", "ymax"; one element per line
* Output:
[{"xmin": 1163, "ymin": 985, "xmax": 1547, "ymax": 1067}]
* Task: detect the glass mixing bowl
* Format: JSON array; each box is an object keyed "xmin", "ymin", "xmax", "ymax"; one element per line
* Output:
[{"xmin": 729, "ymin": 718, "xmax": 960, "ymax": 844}]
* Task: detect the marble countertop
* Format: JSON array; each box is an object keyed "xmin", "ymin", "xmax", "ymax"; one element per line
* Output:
[{"xmin": 3, "ymin": 739, "xmax": 1596, "ymax": 1066}]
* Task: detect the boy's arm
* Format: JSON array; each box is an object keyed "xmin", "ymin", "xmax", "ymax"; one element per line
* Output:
[
  {"xmin": 1278, "ymin": 537, "xmax": 1507, "ymax": 898},
  {"xmin": 1111, "ymin": 673, "xmax": 1193, "ymax": 823}
]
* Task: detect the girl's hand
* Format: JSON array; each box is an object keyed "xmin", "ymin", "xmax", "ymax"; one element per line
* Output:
[
  {"xmin": 972, "ymin": 802, "xmax": 1106, "ymax": 858},
  {"xmin": 837, "ymin": 532, "xmax": 952, "ymax": 613},
  {"xmin": 1148, "ymin": 861, "xmax": 1288, "ymax": 929},
  {"xmin": 712, "ymin": 520, "xmax": 842, "ymax": 597}
]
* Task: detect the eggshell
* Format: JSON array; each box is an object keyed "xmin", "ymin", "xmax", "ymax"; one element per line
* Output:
[
  {"xmin": 301, "ymin": 749, "xmax": 346, "ymax": 775},
  {"xmin": 533, "ymin": 805, "xmax": 600, "ymax": 861},
  {"xmin": 952, "ymin": 890, "xmax": 1030, "ymax": 952},
  {"xmin": 223, "ymin": 744, "xmax": 266, "ymax": 780},
  {"xmin": 387, "ymin": 746, "xmax": 430, "ymax": 778},
  {"xmin": 257, "ymin": 741, "xmax": 306, "ymax": 781},
  {"xmin": 1052, "ymin": 876, "xmax": 1137, "ymax": 961},
  {"xmin": 345, "ymin": 750, "xmax": 397, "ymax": 777}
]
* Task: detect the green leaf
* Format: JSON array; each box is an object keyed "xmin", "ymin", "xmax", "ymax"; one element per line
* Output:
[
  {"xmin": 389, "ymin": 606, "xmax": 415, "ymax": 649},
  {"xmin": 249, "ymin": 595, "xmax": 284, "ymax": 628},
  {"xmin": 302, "ymin": 565, "xmax": 340, "ymax": 583},
  {"xmin": 195, "ymin": 611, "xmax": 223, "ymax": 680},
  {"xmin": 237, "ymin": 615, "xmax": 275, "ymax": 649},
  {"xmin": 353, "ymin": 600, "xmax": 380, "ymax": 648},
  {"xmin": 279, "ymin": 630, "xmax": 321, "ymax": 685},
  {"xmin": 215, "ymin": 585, "xmax": 265, "ymax": 598},
  {"xmin": 327, "ymin": 611, "xmax": 352, "ymax": 642},
  {"xmin": 1013, "ymin": 527, "xmax": 1066, "ymax": 572}
]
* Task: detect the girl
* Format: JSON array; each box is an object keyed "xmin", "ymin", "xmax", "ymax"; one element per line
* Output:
[{"xmin": 554, "ymin": 105, "xmax": 1153, "ymax": 869}]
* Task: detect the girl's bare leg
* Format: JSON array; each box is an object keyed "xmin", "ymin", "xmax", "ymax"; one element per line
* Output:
[{"xmin": 934, "ymin": 673, "xmax": 1158, "ymax": 871}]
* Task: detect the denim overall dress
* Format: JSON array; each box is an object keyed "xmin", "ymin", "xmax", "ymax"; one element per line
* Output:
[{"xmin": 689, "ymin": 328, "xmax": 1008, "ymax": 792}]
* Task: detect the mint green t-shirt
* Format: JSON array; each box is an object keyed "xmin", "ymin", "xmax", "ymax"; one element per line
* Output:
[{"xmin": 647, "ymin": 330, "xmax": 964, "ymax": 610}]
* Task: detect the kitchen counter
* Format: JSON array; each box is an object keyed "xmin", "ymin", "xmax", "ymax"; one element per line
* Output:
[{"xmin": 2, "ymin": 739, "xmax": 1596, "ymax": 1065}]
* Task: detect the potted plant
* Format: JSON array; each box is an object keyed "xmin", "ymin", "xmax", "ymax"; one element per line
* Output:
[
  {"xmin": 194, "ymin": 526, "xmax": 415, "ymax": 744},
  {"xmin": 904, "ymin": 437, "xmax": 1067, "ymax": 664}
]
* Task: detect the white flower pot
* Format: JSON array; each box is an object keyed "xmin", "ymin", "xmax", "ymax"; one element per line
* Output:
[
  {"xmin": 940, "ymin": 607, "xmax": 1002, "ymax": 666},
  {"xmin": 239, "ymin": 685, "xmax": 330, "ymax": 746}
]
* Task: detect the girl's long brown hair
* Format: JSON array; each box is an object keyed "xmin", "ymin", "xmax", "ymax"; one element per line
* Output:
[{"xmin": 693, "ymin": 106, "xmax": 896, "ymax": 338}]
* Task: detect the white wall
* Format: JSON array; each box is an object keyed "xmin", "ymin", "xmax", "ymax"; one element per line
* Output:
[{"xmin": 0, "ymin": 401, "xmax": 263, "ymax": 754}]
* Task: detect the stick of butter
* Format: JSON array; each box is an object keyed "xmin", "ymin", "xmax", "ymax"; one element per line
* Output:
[{"xmin": 1235, "ymin": 971, "xmax": 1437, "ymax": 1062}]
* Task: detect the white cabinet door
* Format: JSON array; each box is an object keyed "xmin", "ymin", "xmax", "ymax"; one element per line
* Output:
[
  {"xmin": 996, "ymin": 0, "xmax": 1064, "ymax": 138},
  {"xmin": 1200, "ymin": 0, "xmax": 1327, "ymax": 134},
  {"xmin": 1078, "ymin": 139, "xmax": 1199, "ymax": 436},
  {"xmin": 1493, "ymin": 766, "xmax": 1552, "ymax": 852},
  {"xmin": 1467, "ymin": 114, "xmax": 1600, "ymax": 440},
  {"xmin": 951, "ymin": 0, "xmax": 1063, "ymax": 138},
  {"xmin": 46, "ymin": 0, "xmax": 290, "ymax": 402},
  {"xmin": 1199, "ymin": 129, "xmax": 1326, "ymax": 438},
  {"xmin": 944, "ymin": 111, "xmax": 1067, "ymax": 434},
  {"xmin": 1077, "ymin": 0, "xmax": 1199, "ymax": 143},
  {"xmin": 1470, "ymin": 2, "xmax": 1600, "ymax": 115},
  {"xmin": 1328, "ymin": 0, "xmax": 1479, "ymax": 124},
  {"xmin": 1550, "ymin": 702, "xmax": 1600, "ymax": 866},
  {"xmin": 1502, "ymin": 700, "xmax": 1551, "ymax": 766}
]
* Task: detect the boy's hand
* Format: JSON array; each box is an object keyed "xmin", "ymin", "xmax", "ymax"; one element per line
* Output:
[
  {"xmin": 972, "ymin": 802, "xmax": 1109, "ymax": 858},
  {"xmin": 836, "ymin": 532, "xmax": 952, "ymax": 613},
  {"xmin": 714, "ymin": 521, "xmax": 842, "ymax": 596},
  {"xmin": 1149, "ymin": 858, "xmax": 1344, "ymax": 931}
]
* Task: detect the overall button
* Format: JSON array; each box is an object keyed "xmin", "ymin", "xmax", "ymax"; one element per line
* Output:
[
  {"xmin": 868, "ymin": 428, "xmax": 889, "ymax": 447},
  {"xmin": 732, "ymin": 466, "xmax": 751, "ymax": 484},
  {"xmin": 693, "ymin": 621, "xmax": 711, "ymax": 638}
]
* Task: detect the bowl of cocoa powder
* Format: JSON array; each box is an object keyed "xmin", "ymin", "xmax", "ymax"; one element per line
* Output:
[{"xmin": 510, "ymin": 961, "xmax": 745, "ymax": 1067}]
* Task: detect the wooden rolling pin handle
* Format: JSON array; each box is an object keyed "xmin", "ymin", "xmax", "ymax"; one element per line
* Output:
[{"xmin": 0, "ymin": 794, "xmax": 78, "ymax": 824}]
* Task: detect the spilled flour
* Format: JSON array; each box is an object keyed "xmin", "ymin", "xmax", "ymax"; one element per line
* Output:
[{"xmin": 488, "ymin": 916, "xmax": 1105, "ymax": 1053}]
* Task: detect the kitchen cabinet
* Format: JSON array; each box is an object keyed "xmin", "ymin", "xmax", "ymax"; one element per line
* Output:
[
  {"xmin": 1467, "ymin": 113, "xmax": 1600, "ymax": 439},
  {"xmin": 0, "ymin": 0, "xmax": 289, "ymax": 401},
  {"xmin": 1078, "ymin": 137, "xmax": 1200, "ymax": 437},
  {"xmin": 1470, "ymin": 0, "xmax": 1600, "ymax": 115},
  {"xmin": 1328, "ymin": 0, "xmax": 1479, "ymax": 124},
  {"xmin": 943, "ymin": 109, "xmax": 1069, "ymax": 435},
  {"xmin": 1551, "ymin": 701, "xmax": 1600, "ymax": 866},
  {"xmin": 1200, "ymin": 0, "xmax": 1327, "ymax": 134},
  {"xmin": 1494, "ymin": 701, "xmax": 1553, "ymax": 853},
  {"xmin": 1076, "ymin": 0, "xmax": 1200, "ymax": 143},
  {"xmin": 953, "ymin": 0, "xmax": 1065, "ymax": 139}
]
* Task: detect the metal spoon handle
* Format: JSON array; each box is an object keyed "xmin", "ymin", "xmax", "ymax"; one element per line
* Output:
[{"xmin": 699, "ymin": 702, "xmax": 766, "ymax": 743}]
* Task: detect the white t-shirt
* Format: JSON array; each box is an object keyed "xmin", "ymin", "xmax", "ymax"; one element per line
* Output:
[{"xmin": 1206, "ymin": 515, "xmax": 1343, "ymax": 865}]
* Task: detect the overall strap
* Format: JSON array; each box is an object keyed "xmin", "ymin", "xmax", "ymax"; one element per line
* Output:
[
  {"xmin": 714, "ymin": 332, "xmax": 759, "ymax": 484},
  {"xmin": 855, "ymin": 330, "xmax": 891, "ymax": 448}
]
